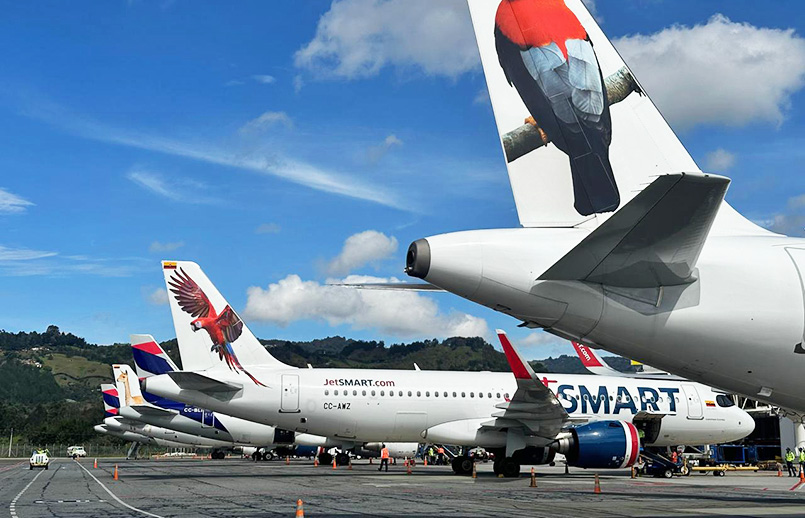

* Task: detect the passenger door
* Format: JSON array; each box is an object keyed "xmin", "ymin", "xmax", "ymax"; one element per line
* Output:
[
  {"xmin": 681, "ymin": 384, "xmax": 703, "ymax": 420},
  {"xmin": 280, "ymin": 374, "xmax": 300, "ymax": 413}
]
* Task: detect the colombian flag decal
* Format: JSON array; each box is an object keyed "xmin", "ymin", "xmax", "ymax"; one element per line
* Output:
[
  {"xmin": 163, "ymin": 261, "xmax": 177, "ymax": 269},
  {"xmin": 705, "ymin": 400, "xmax": 716, "ymax": 407}
]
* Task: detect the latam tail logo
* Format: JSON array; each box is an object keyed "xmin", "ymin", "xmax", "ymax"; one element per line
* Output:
[{"xmin": 168, "ymin": 267, "xmax": 265, "ymax": 386}]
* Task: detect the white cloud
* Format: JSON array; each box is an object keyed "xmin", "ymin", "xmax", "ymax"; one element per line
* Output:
[
  {"xmin": 294, "ymin": 0, "xmax": 479, "ymax": 80},
  {"xmin": 225, "ymin": 79, "xmax": 244, "ymax": 87},
  {"xmin": 366, "ymin": 134, "xmax": 403, "ymax": 164},
  {"xmin": 127, "ymin": 168, "xmax": 217, "ymax": 204},
  {"xmin": 473, "ymin": 88, "xmax": 489, "ymax": 106},
  {"xmin": 243, "ymin": 274, "xmax": 489, "ymax": 338},
  {"xmin": 703, "ymin": 148, "xmax": 736, "ymax": 172},
  {"xmin": 614, "ymin": 15, "xmax": 805, "ymax": 130},
  {"xmin": 23, "ymin": 100, "xmax": 407, "ymax": 211},
  {"xmin": 252, "ymin": 75, "xmax": 276, "ymax": 84},
  {"xmin": 0, "ymin": 245, "xmax": 57, "ymax": 261},
  {"xmin": 0, "ymin": 188, "xmax": 34, "ymax": 214},
  {"xmin": 293, "ymin": 75, "xmax": 304, "ymax": 94},
  {"xmin": 149, "ymin": 240, "xmax": 184, "ymax": 253},
  {"xmin": 147, "ymin": 287, "xmax": 169, "ymax": 305},
  {"xmin": 0, "ymin": 247, "xmax": 144, "ymax": 277},
  {"xmin": 255, "ymin": 222, "xmax": 281, "ymax": 234},
  {"xmin": 239, "ymin": 111, "xmax": 293, "ymax": 133},
  {"xmin": 764, "ymin": 194, "xmax": 805, "ymax": 236},
  {"xmin": 326, "ymin": 230, "xmax": 398, "ymax": 275}
]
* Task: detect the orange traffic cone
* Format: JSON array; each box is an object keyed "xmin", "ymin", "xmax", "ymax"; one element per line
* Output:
[
  {"xmin": 332, "ymin": 458, "xmax": 337, "ymax": 470},
  {"xmin": 295, "ymin": 499, "xmax": 305, "ymax": 517},
  {"xmin": 631, "ymin": 466, "xmax": 635, "ymax": 479},
  {"xmin": 348, "ymin": 458, "xmax": 353, "ymax": 470},
  {"xmin": 593, "ymin": 474, "xmax": 601, "ymax": 494},
  {"xmin": 530, "ymin": 467, "xmax": 537, "ymax": 488},
  {"xmin": 777, "ymin": 463, "xmax": 783, "ymax": 477},
  {"xmin": 313, "ymin": 457, "xmax": 319, "ymax": 467},
  {"xmin": 93, "ymin": 458, "xmax": 98, "ymax": 469},
  {"xmin": 472, "ymin": 462, "xmax": 477, "ymax": 479},
  {"xmin": 113, "ymin": 464, "xmax": 119, "ymax": 481},
  {"xmin": 406, "ymin": 459, "xmax": 412, "ymax": 475},
  {"xmin": 424, "ymin": 457, "xmax": 428, "ymax": 467},
  {"xmin": 369, "ymin": 457, "xmax": 373, "ymax": 465},
  {"xmin": 286, "ymin": 456, "xmax": 290, "ymax": 465},
  {"xmin": 800, "ymin": 470, "xmax": 804, "ymax": 482}
]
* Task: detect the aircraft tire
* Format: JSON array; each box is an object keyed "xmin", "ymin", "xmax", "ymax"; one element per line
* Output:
[
  {"xmin": 335, "ymin": 452, "xmax": 350, "ymax": 466},
  {"xmin": 452, "ymin": 456, "xmax": 473, "ymax": 475},
  {"xmin": 262, "ymin": 452, "xmax": 274, "ymax": 461},
  {"xmin": 492, "ymin": 459, "xmax": 502, "ymax": 475},
  {"xmin": 663, "ymin": 469, "xmax": 673, "ymax": 479},
  {"xmin": 501, "ymin": 458, "xmax": 520, "ymax": 478},
  {"xmin": 319, "ymin": 452, "xmax": 333, "ymax": 466}
]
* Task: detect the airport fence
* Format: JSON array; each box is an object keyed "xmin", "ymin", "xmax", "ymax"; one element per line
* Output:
[{"xmin": 1, "ymin": 442, "xmax": 139, "ymax": 459}]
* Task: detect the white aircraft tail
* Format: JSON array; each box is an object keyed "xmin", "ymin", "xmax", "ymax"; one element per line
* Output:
[
  {"xmin": 112, "ymin": 364, "xmax": 147, "ymax": 407},
  {"xmin": 570, "ymin": 341, "xmax": 622, "ymax": 376},
  {"xmin": 161, "ymin": 261, "xmax": 290, "ymax": 381},
  {"xmin": 467, "ymin": 0, "xmax": 761, "ymax": 234}
]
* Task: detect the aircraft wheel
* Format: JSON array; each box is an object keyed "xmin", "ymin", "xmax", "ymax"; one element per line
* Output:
[
  {"xmin": 502, "ymin": 458, "xmax": 520, "ymax": 478},
  {"xmin": 715, "ymin": 470, "xmax": 726, "ymax": 477},
  {"xmin": 335, "ymin": 452, "xmax": 350, "ymax": 466},
  {"xmin": 253, "ymin": 451, "xmax": 262, "ymax": 462},
  {"xmin": 319, "ymin": 452, "xmax": 333, "ymax": 466},
  {"xmin": 452, "ymin": 456, "xmax": 473, "ymax": 475},
  {"xmin": 262, "ymin": 451, "xmax": 274, "ymax": 461},
  {"xmin": 663, "ymin": 469, "xmax": 673, "ymax": 479},
  {"xmin": 492, "ymin": 459, "xmax": 503, "ymax": 475}
]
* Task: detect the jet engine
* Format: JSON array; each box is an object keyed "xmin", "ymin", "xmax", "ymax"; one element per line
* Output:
[{"xmin": 553, "ymin": 421, "xmax": 640, "ymax": 469}]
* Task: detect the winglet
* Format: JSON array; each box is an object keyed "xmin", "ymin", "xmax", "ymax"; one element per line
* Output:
[
  {"xmin": 571, "ymin": 341, "xmax": 603, "ymax": 368},
  {"xmin": 496, "ymin": 329, "xmax": 536, "ymax": 380}
]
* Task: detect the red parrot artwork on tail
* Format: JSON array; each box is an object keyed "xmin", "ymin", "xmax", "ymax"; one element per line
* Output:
[
  {"xmin": 168, "ymin": 267, "xmax": 265, "ymax": 386},
  {"xmin": 494, "ymin": 0, "xmax": 619, "ymax": 216}
]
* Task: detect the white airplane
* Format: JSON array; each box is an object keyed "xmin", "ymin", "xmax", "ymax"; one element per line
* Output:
[
  {"xmin": 143, "ymin": 261, "xmax": 752, "ymax": 477},
  {"xmin": 570, "ymin": 342, "xmax": 675, "ymax": 379},
  {"xmin": 396, "ymin": 0, "xmax": 805, "ymax": 421}
]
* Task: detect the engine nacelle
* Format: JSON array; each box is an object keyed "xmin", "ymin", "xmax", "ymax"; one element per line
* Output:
[
  {"xmin": 273, "ymin": 428, "xmax": 295, "ymax": 445},
  {"xmin": 554, "ymin": 421, "xmax": 640, "ymax": 469}
]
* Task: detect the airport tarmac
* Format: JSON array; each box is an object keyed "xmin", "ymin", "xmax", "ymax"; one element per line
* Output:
[{"xmin": 1, "ymin": 458, "xmax": 804, "ymax": 518}]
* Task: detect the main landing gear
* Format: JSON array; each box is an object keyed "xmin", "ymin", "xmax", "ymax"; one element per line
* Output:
[
  {"xmin": 451, "ymin": 456, "xmax": 474, "ymax": 475},
  {"xmin": 493, "ymin": 457, "xmax": 521, "ymax": 478}
]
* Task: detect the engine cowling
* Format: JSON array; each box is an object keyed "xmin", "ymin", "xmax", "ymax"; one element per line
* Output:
[{"xmin": 554, "ymin": 421, "xmax": 640, "ymax": 469}]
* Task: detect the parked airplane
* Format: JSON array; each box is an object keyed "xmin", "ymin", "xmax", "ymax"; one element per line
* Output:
[
  {"xmin": 571, "ymin": 342, "xmax": 675, "ymax": 379},
  {"xmin": 143, "ymin": 261, "xmax": 752, "ymax": 477},
  {"xmin": 398, "ymin": 0, "xmax": 805, "ymax": 419}
]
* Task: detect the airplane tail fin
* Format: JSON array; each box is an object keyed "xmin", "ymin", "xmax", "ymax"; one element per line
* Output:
[
  {"xmin": 101, "ymin": 383, "xmax": 119, "ymax": 418},
  {"xmin": 467, "ymin": 0, "xmax": 761, "ymax": 234},
  {"xmin": 161, "ymin": 261, "xmax": 290, "ymax": 374},
  {"xmin": 112, "ymin": 364, "xmax": 147, "ymax": 407},
  {"xmin": 131, "ymin": 334, "xmax": 179, "ymax": 377},
  {"xmin": 570, "ymin": 341, "xmax": 622, "ymax": 376}
]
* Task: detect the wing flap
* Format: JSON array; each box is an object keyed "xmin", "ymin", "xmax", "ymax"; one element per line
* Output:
[{"xmin": 167, "ymin": 371, "xmax": 242, "ymax": 394}]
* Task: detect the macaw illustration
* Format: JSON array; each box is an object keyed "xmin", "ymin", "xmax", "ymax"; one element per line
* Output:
[
  {"xmin": 495, "ymin": 0, "xmax": 619, "ymax": 216},
  {"xmin": 168, "ymin": 267, "xmax": 265, "ymax": 386}
]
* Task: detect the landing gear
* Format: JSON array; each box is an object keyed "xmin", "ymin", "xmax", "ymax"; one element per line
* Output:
[
  {"xmin": 252, "ymin": 451, "xmax": 262, "ymax": 461},
  {"xmin": 451, "ymin": 456, "xmax": 474, "ymax": 475},
  {"xmin": 261, "ymin": 451, "xmax": 274, "ymax": 461},
  {"xmin": 492, "ymin": 457, "xmax": 521, "ymax": 478},
  {"xmin": 335, "ymin": 452, "xmax": 351, "ymax": 466},
  {"xmin": 211, "ymin": 451, "xmax": 226, "ymax": 460},
  {"xmin": 318, "ymin": 452, "xmax": 333, "ymax": 466}
]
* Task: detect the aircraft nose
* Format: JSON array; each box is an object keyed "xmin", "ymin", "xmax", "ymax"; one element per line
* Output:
[{"xmin": 736, "ymin": 411, "xmax": 755, "ymax": 437}]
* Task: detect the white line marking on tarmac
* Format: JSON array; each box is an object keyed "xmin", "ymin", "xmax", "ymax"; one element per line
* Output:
[
  {"xmin": 74, "ymin": 461, "xmax": 164, "ymax": 518},
  {"xmin": 9, "ymin": 469, "xmax": 45, "ymax": 518}
]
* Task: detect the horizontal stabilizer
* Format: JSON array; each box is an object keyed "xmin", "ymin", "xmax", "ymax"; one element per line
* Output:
[
  {"xmin": 167, "ymin": 371, "xmax": 242, "ymax": 394},
  {"xmin": 539, "ymin": 173, "xmax": 730, "ymax": 288},
  {"xmin": 128, "ymin": 405, "xmax": 175, "ymax": 417}
]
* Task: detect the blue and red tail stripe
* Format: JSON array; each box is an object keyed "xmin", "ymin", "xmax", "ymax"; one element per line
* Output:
[
  {"xmin": 132, "ymin": 340, "xmax": 175, "ymax": 376},
  {"xmin": 102, "ymin": 388, "xmax": 120, "ymax": 409}
]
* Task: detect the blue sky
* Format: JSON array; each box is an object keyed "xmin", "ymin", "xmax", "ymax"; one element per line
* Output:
[{"xmin": 1, "ymin": 0, "xmax": 805, "ymax": 359}]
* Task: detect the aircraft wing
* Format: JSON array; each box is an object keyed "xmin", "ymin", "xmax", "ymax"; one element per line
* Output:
[
  {"xmin": 167, "ymin": 371, "xmax": 242, "ymax": 394},
  {"xmin": 539, "ymin": 173, "xmax": 730, "ymax": 288},
  {"xmin": 486, "ymin": 330, "xmax": 568, "ymax": 440},
  {"xmin": 328, "ymin": 282, "xmax": 445, "ymax": 292}
]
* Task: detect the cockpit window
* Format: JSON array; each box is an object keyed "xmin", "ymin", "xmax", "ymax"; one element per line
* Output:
[{"xmin": 716, "ymin": 395, "xmax": 735, "ymax": 407}]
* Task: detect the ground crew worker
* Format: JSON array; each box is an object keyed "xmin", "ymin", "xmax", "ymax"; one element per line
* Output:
[
  {"xmin": 785, "ymin": 448, "xmax": 797, "ymax": 476},
  {"xmin": 427, "ymin": 446, "xmax": 435, "ymax": 465},
  {"xmin": 437, "ymin": 447, "xmax": 445, "ymax": 465},
  {"xmin": 799, "ymin": 447, "xmax": 805, "ymax": 475},
  {"xmin": 378, "ymin": 444, "xmax": 390, "ymax": 472}
]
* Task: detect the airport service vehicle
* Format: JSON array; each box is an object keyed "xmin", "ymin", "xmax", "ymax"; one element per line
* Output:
[
  {"xmin": 393, "ymin": 0, "xmax": 805, "ymax": 421},
  {"xmin": 67, "ymin": 446, "xmax": 86, "ymax": 459},
  {"xmin": 144, "ymin": 261, "xmax": 753, "ymax": 477},
  {"xmin": 29, "ymin": 450, "xmax": 49, "ymax": 470}
]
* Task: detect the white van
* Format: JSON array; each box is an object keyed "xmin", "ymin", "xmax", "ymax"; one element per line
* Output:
[
  {"xmin": 30, "ymin": 450, "xmax": 49, "ymax": 470},
  {"xmin": 67, "ymin": 446, "xmax": 86, "ymax": 459}
]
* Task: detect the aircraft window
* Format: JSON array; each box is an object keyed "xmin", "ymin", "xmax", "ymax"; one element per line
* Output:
[
  {"xmin": 716, "ymin": 395, "xmax": 735, "ymax": 407},
  {"xmin": 426, "ymin": 391, "xmax": 430, "ymax": 397},
  {"xmin": 434, "ymin": 391, "xmax": 438, "ymax": 397},
  {"xmin": 334, "ymin": 390, "xmax": 339, "ymax": 396},
  {"xmin": 504, "ymin": 393, "xmax": 509, "ymax": 400},
  {"xmin": 675, "ymin": 397, "xmax": 680, "ymax": 403},
  {"xmin": 408, "ymin": 391, "xmax": 413, "ymax": 397},
  {"xmin": 380, "ymin": 390, "xmax": 385, "ymax": 396},
  {"xmin": 609, "ymin": 396, "xmax": 613, "ymax": 401},
  {"xmin": 479, "ymin": 392, "xmax": 483, "ymax": 399},
  {"xmin": 583, "ymin": 395, "xmax": 589, "ymax": 401},
  {"xmin": 576, "ymin": 395, "xmax": 580, "ymax": 400},
  {"xmin": 353, "ymin": 390, "xmax": 357, "ymax": 396},
  {"xmin": 658, "ymin": 397, "xmax": 663, "ymax": 403},
  {"xmin": 453, "ymin": 392, "xmax": 457, "ymax": 397},
  {"xmin": 371, "ymin": 390, "xmax": 376, "ymax": 396},
  {"xmin": 325, "ymin": 390, "xmax": 329, "ymax": 396},
  {"xmin": 417, "ymin": 391, "xmax": 421, "ymax": 397},
  {"xmin": 461, "ymin": 392, "xmax": 466, "ymax": 398},
  {"xmin": 444, "ymin": 392, "xmax": 448, "ymax": 397},
  {"xmin": 362, "ymin": 390, "xmax": 366, "ymax": 396},
  {"xmin": 488, "ymin": 393, "xmax": 492, "ymax": 399},
  {"xmin": 389, "ymin": 391, "xmax": 394, "ymax": 397},
  {"xmin": 470, "ymin": 392, "xmax": 475, "ymax": 398},
  {"xmin": 497, "ymin": 393, "xmax": 501, "ymax": 399},
  {"xmin": 398, "ymin": 391, "xmax": 403, "ymax": 397}
]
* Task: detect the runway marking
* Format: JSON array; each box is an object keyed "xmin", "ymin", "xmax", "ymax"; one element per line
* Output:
[
  {"xmin": 9, "ymin": 468, "xmax": 45, "ymax": 518},
  {"xmin": 74, "ymin": 460, "xmax": 164, "ymax": 518}
]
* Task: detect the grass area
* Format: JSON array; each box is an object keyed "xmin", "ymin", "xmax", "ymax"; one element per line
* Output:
[{"xmin": 41, "ymin": 353, "xmax": 111, "ymax": 387}]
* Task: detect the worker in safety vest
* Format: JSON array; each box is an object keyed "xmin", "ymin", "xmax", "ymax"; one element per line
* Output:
[
  {"xmin": 799, "ymin": 447, "xmax": 805, "ymax": 475},
  {"xmin": 785, "ymin": 448, "xmax": 797, "ymax": 476},
  {"xmin": 437, "ymin": 447, "xmax": 445, "ymax": 465},
  {"xmin": 378, "ymin": 444, "xmax": 390, "ymax": 472}
]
